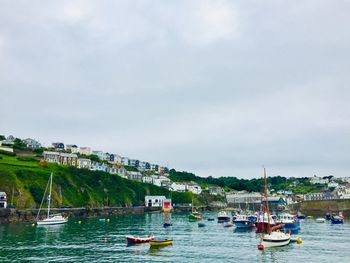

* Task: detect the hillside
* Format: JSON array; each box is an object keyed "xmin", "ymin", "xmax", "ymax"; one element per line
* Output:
[{"xmin": 0, "ymin": 152, "xmax": 192, "ymax": 209}]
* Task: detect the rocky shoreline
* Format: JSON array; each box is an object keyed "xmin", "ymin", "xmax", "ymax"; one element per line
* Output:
[{"xmin": 0, "ymin": 206, "xmax": 162, "ymax": 223}]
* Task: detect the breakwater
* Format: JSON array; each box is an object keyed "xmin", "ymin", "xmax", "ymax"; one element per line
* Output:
[
  {"xmin": 0, "ymin": 206, "xmax": 161, "ymax": 223},
  {"xmin": 297, "ymin": 199, "xmax": 350, "ymax": 216}
]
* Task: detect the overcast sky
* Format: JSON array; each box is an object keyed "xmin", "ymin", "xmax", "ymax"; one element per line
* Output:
[{"xmin": 1, "ymin": 1, "xmax": 350, "ymax": 178}]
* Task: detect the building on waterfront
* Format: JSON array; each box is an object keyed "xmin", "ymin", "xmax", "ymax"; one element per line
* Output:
[
  {"xmin": 23, "ymin": 138, "xmax": 41, "ymax": 149},
  {"xmin": 78, "ymin": 147, "xmax": 92, "ymax": 156},
  {"xmin": 43, "ymin": 151, "xmax": 60, "ymax": 164},
  {"xmin": 304, "ymin": 192, "xmax": 336, "ymax": 201},
  {"xmin": 262, "ymin": 197, "xmax": 286, "ymax": 211},
  {"xmin": 78, "ymin": 158, "xmax": 92, "ymax": 169},
  {"xmin": 226, "ymin": 191, "xmax": 262, "ymax": 209},
  {"xmin": 52, "ymin": 142, "xmax": 65, "ymax": 151},
  {"xmin": 208, "ymin": 187, "xmax": 225, "ymax": 196},
  {"xmin": 60, "ymin": 153, "xmax": 78, "ymax": 166},
  {"xmin": 145, "ymin": 195, "xmax": 166, "ymax": 207},
  {"xmin": 66, "ymin": 144, "xmax": 79, "ymax": 153},
  {"xmin": 0, "ymin": 192, "xmax": 7, "ymax": 208}
]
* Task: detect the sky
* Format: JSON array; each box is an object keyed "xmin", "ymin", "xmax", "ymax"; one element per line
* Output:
[{"xmin": 1, "ymin": 0, "xmax": 350, "ymax": 179}]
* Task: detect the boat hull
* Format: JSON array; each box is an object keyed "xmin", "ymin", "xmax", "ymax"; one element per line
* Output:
[
  {"xmin": 234, "ymin": 220, "xmax": 252, "ymax": 229},
  {"xmin": 126, "ymin": 236, "xmax": 154, "ymax": 243},
  {"xmin": 262, "ymin": 238, "xmax": 290, "ymax": 248},
  {"xmin": 217, "ymin": 217, "xmax": 230, "ymax": 223},
  {"xmin": 37, "ymin": 219, "xmax": 68, "ymax": 225},
  {"xmin": 149, "ymin": 240, "xmax": 173, "ymax": 246}
]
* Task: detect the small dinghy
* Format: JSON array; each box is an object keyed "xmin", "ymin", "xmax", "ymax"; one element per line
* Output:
[
  {"xmin": 126, "ymin": 235, "xmax": 154, "ymax": 244},
  {"xmin": 149, "ymin": 239, "xmax": 173, "ymax": 247},
  {"xmin": 207, "ymin": 218, "xmax": 215, "ymax": 221},
  {"xmin": 315, "ymin": 218, "xmax": 325, "ymax": 223},
  {"xmin": 163, "ymin": 222, "xmax": 173, "ymax": 228},
  {"xmin": 198, "ymin": 222, "xmax": 206, "ymax": 227}
]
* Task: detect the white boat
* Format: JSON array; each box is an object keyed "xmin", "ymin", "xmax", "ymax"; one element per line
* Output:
[
  {"xmin": 315, "ymin": 217, "xmax": 326, "ymax": 223},
  {"xmin": 217, "ymin": 210, "xmax": 231, "ymax": 222},
  {"xmin": 258, "ymin": 168, "xmax": 290, "ymax": 249},
  {"xmin": 36, "ymin": 173, "xmax": 68, "ymax": 226},
  {"xmin": 262, "ymin": 231, "xmax": 291, "ymax": 248}
]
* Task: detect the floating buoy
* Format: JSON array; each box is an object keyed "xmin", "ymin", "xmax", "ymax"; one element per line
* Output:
[
  {"xmin": 106, "ymin": 219, "xmax": 110, "ymax": 223},
  {"xmin": 296, "ymin": 237, "xmax": 302, "ymax": 244},
  {"xmin": 103, "ymin": 235, "xmax": 109, "ymax": 241},
  {"xmin": 77, "ymin": 221, "xmax": 82, "ymax": 224},
  {"xmin": 258, "ymin": 244, "xmax": 265, "ymax": 250},
  {"xmin": 32, "ymin": 223, "xmax": 36, "ymax": 227}
]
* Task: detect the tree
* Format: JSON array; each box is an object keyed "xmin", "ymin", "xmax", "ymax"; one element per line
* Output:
[{"xmin": 13, "ymin": 138, "xmax": 26, "ymax": 150}]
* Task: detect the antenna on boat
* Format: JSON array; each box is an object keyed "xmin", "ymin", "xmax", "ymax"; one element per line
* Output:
[{"xmin": 263, "ymin": 167, "xmax": 271, "ymax": 234}]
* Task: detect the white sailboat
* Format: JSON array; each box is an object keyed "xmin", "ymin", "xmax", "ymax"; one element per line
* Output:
[
  {"xmin": 259, "ymin": 168, "xmax": 290, "ymax": 249},
  {"xmin": 36, "ymin": 172, "xmax": 68, "ymax": 226}
]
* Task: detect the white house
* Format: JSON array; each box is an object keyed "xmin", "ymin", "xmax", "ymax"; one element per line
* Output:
[
  {"xmin": 23, "ymin": 138, "xmax": 41, "ymax": 149},
  {"xmin": 170, "ymin": 181, "xmax": 202, "ymax": 194},
  {"xmin": 78, "ymin": 147, "xmax": 92, "ymax": 156},
  {"xmin": 145, "ymin": 195, "xmax": 166, "ymax": 207},
  {"xmin": 78, "ymin": 158, "xmax": 91, "ymax": 169},
  {"xmin": 310, "ymin": 175, "xmax": 329, "ymax": 184},
  {"xmin": 121, "ymin": 157, "xmax": 129, "ymax": 166},
  {"xmin": 43, "ymin": 151, "xmax": 60, "ymax": 164},
  {"xmin": 153, "ymin": 176, "xmax": 172, "ymax": 188},
  {"xmin": 142, "ymin": 175, "xmax": 154, "ymax": 184},
  {"xmin": 92, "ymin": 151, "xmax": 104, "ymax": 160},
  {"xmin": 66, "ymin": 144, "xmax": 79, "ymax": 153},
  {"xmin": 328, "ymin": 182, "xmax": 339, "ymax": 188},
  {"xmin": 0, "ymin": 192, "xmax": 7, "ymax": 208},
  {"xmin": 91, "ymin": 162, "xmax": 108, "ymax": 172},
  {"xmin": 208, "ymin": 187, "xmax": 225, "ymax": 196}
]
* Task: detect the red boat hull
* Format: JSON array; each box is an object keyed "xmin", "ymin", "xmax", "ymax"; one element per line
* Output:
[
  {"xmin": 255, "ymin": 222, "xmax": 277, "ymax": 233},
  {"xmin": 126, "ymin": 236, "xmax": 155, "ymax": 243}
]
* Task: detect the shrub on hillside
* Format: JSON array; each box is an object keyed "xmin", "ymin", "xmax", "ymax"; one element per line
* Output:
[
  {"xmin": 17, "ymin": 156, "xmax": 38, "ymax": 162},
  {"xmin": 0, "ymin": 150, "xmax": 16, "ymax": 156}
]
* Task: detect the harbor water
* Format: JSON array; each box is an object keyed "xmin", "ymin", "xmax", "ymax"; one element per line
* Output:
[{"xmin": 1, "ymin": 212, "xmax": 350, "ymax": 262}]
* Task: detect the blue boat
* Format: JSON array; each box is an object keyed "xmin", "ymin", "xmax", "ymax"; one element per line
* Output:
[
  {"xmin": 331, "ymin": 213, "xmax": 344, "ymax": 224},
  {"xmin": 163, "ymin": 222, "xmax": 173, "ymax": 228},
  {"xmin": 234, "ymin": 214, "xmax": 254, "ymax": 229},
  {"xmin": 296, "ymin": 212, "xmax": 306, "ymax": 219},
  {"xmin": 278, "ymin": 213, "xmax": 300, "ymax": 231}
]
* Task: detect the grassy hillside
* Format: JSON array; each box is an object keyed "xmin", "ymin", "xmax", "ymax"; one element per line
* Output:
[{"xmin": 0, "ymin": 153, "xmax": 192, "ymax": 209}]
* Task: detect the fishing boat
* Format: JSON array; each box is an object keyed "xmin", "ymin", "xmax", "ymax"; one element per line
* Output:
[
  {"xmin": 258, "ymin": 168, "xmax": 290, "ymax": 249},
  {"xmin": 255, "ymin": 212, "xmax": 277, "ymax": 233},
  {"xmin": 217, "ymin": 210, "xmax": 230, "ymax": 222},
  {"xmin": 234, "ymin": 214, "xmax": 253, "ymax": 229},
  {"xmin": 149, "ymin": 239, "xmax": 173, "ymax": 247},
  {"xmin": 126, "ymin": 235, "xmax": 154, "ymax": 244},
  {"xmin": 36, "ymin": 173, "xmax": 68, "ymax": 226},
  {"xmin": 277, "ymin": 213, "xmax": 300, "ymax": 231},
  {"xmin": 331, "ymin": 212, "xmax": 344, "ymax": 224},
  {"xmin": 315, "ymin": 217, "xmax": 326, "ymax": 223}
]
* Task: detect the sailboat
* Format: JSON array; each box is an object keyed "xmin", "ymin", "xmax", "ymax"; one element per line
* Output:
[
  {"xmin": 258, "ymin": 168, "xmax": 290, "ymax": 249},
  {"xmin": 36, "ymin": 172, "xmax": 68, "ymax": 226},
  {"xmin": 188, "ymin": 197, "xmax": 202, "ymax": 221}
]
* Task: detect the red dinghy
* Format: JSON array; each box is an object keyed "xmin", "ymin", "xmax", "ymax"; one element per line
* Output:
[{"xmin": 126, "ymin": 235, "xmax": 155, "ymax": 244}]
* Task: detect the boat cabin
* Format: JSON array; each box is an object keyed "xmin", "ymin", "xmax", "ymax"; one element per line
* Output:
[{"xmin": 0, "ymin": 192, "xmax": 7, "ymax": 208}]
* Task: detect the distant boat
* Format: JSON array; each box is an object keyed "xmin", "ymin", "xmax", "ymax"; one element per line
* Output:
[
  {"xmin": 258, "ymin": 168, "xmax": 290, "ymax": 249},
  {"xmin": 198, "ymin": 222, "xmax": 206, "ymax": 227},
  {"xmin": 277, "ymin": 213, "xmax": 300, "ymax": 231},
  {"xmin": 149, "ymin": 239, "xmax": 173, "ymax": 247},
  {"xmin": 207, "ymin": 218, "xmax": 215, "ymax": 221},
  {"xmin": 36, "ymin": 173, "xmax": 68, "ymax": 226},
  {"xmin": 163, "ymin": 222, "xmax": 173, "ymax": 228},
  {"xmin": 217, "ymin": 210, "xmax": 230, "ymax": 222},
  {"xmin": 331, "ymin": 212, "xmax": 344, "ymax": 224},
  {"xmin": 126, "ymin": 235, "xmax": 154, "ymax": 244},
  {"xmin": 296, "ymin": 212, "xmax": 306, "ymax": 219},
  {"xmin": 188, "ymin": 198, "xmax": 202, "ymax": 221},
  {"xmin": 315, "ymin": 218, "xmax": 326, "ymax": 223},
  {"xmin": 234, "ymin": 214, "xmax": 253, "ymax": 229}
]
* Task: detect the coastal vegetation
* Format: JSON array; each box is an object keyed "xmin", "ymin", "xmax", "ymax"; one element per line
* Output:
[{"xmin": 0, "ymin": 153, "xmax": 193, "ymax": 209}]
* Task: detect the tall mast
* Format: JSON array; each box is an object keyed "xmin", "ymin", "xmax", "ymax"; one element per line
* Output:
[
  {"xmin": 264, "ymin": 167, "xmax": 271, "ymax": 234},
  {"xmin": 47, "ymin": 172, "xmax": 53, "ymax": 219}
]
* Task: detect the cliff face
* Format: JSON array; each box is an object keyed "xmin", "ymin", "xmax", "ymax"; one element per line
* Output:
[{"xmin": 0, "ymin": 155, "xmax": 178, "ymax": 209}]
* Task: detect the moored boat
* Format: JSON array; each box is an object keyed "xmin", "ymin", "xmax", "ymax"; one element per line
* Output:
[
  {"xmin": 258, "ymin": 168, "xmax": 290, "ymax": 249},
  {"xmin": 255, "ymin": 213, "xmax": 277, "ymax": 233},
  {"xmin": 331, "ymin": 212, "xmax": 344, "ymax": 224},
  {"xmin": 149, "ymin": 239, "xmax": 173, "ymax": 247},
  {"xmin": 126, "ymin": 235, "xmax": 155, "ymax": 244},
  {"xmin": 234, "ymin": 214, "xmax": 253, "ymax": 229},
  {"xmin": 198, "ymin": 222, "xmax": 206, "ymax": 227},
  {"xmin": 315, "ymin": 217, "xmax": 326, "ymax": 223},
  {"xmin": 189, "ymin": 211, "xmax": 202, "ymax": 221},
  {"xmin": 36, "ymin": 173, "xmax": 68, "ymax": 226},
  {"xmin": 277, "ymin": 213, "xmax": 300, "ymax": 231},
  {"xmin": 217, "ymin": 210, "xmax": 230, "ymax": 222},
  {"xmin": 296, "ymin": 212, "xmax": 306, "ymax": 219},
  {"xmin": 163, "ymin": 222, "xmax": 173, "ymax": 227}
]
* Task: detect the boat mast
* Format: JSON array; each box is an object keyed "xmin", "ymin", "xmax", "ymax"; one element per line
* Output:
[
  {"xmin": 264, "ymin": 167, "xmax": 271, "ymax": 234},
  {"xmin": 47, "ymin": 172, "xmax": 53, "ymax": 219}
]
